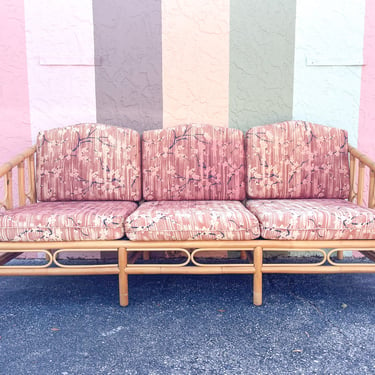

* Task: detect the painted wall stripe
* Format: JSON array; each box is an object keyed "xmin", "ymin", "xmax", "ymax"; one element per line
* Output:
[
  {"xmin": 93, "ymin": 0, "xmax": 163, "ymax": 132},
  {"xmin": 162, "ymin": 0, "xmax": 229, "ymax": 128},
  {"xmin": 359, "ymin": 0, "xmax": 375, "ymax": 160},
  {"xmin": 293, "ymin": 0, "xmax": 366, "ymax": 146},
  {"xmin": 0, "ymin": 0, "xmax": 31, "ymax": 164},
  {"xmin": 229, "ymin": 0, "xmax": 296, "ymax": 131},
  {"xmin": 24, "ymin": 0, "xmax": 97, "ymax": 142}
]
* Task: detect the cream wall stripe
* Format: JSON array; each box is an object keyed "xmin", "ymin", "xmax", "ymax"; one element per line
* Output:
[{"xmin": 162, "ymin": 0, "xmax": 229, "ymax": 128}]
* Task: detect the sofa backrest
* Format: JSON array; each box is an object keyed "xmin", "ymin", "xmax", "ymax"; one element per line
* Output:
[
  {"xmin": 142, "ymin": 124, "xmax": 246, "ymax": 200},
  {"xmin": 245, "ymin": 120, "xmax": 350, "ymax": 199},
  {"xmin": 36, "ymin": 123, "xmax": 141, "ymax": 201}
]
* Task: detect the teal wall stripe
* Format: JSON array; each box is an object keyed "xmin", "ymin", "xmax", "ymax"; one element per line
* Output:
[{"xmin": 229, "ymin": 0, "xmax": 297, "ymax": 130}]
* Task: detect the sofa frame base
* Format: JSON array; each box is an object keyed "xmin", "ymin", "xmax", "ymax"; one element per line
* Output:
[{"xmin": 1, "ymin": 240, "xmax": 374, "ymax": 306}]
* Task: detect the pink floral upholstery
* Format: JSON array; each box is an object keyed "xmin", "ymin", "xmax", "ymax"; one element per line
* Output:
[
  {"xmin": 0, "ymin": 201, "xmax": 137, "ymax": 241},
  {"xmin": 36, "ymin": 124, "xmax": 141, "ymax": 201},
  {"xmin": 125, "ymin": 201, "xmax": 260, "ymax": 241},
  {"xmin": 142, "ymin": 124, "xmax": 246, "ymax": 200},
  {"xmin": 246, "ymin": 199, "xmax": 375, "ymax": 240},
  {"xmin": 246, "ymin": 121, "xmax": 350, "ymax": 199}
]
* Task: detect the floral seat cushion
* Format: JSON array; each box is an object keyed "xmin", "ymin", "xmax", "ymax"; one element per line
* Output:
[
  {"xmin": 125, "ymin": 201, "xmax": 260, "ymax": 241},
  {"xmin": 246, "ymin": 199, "xmax": 375, "ymax": 240},
  {"xmin": 0, "ymin": 201, "xmax": 137, "ymax": 241}
]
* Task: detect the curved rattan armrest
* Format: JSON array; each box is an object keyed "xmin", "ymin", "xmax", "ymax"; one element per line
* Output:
[{"xmin": 0, "ymin": 145, "xmax": 37, "ymax": 209}]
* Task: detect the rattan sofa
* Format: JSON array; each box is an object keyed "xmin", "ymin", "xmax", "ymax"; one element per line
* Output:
[{"xmin": 1, "ymin": 121, "xmax": 375, "ymax": 306}]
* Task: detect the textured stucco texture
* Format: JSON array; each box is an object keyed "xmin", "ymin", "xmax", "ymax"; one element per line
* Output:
[
  {"xmin": 359, "ymin": 0, "xmax": 375, "ymax": 160},
  {"xmin": 93, "ymin": 0, "xmax": 163, "ymax": 132},
  {"xmin": 293, "ymin": 0, "xmax": 365, "ymax": 147},
  {"xmin": 229, "ymin": 0, "xmax": 296, "ymax": 130},
  {"xmin": 24, "ymin": 0, "xmax": 97, "ymax": 142},
  {"xmin": 0, "ymin": 0, "xmax": 31, "ymax": 164},
  {"xmin": 162, "ymin": 0, "xmax": 229, "ymax": 128}
]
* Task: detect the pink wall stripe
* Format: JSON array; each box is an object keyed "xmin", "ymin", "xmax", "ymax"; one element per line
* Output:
[
  {"xmin": 162, "ymin": 0, "xmax": 229, "ymax": 128},
  {"xmin": 359, "ymin": 0, "xmax": 375, "ymax": 160},
  {"xmin": 24, "ymin": 0, "xmax": 97, "ymax": 142},
  {"xmin": 0, "ymin": 0, "xmax": 31, "ymax": 164}
]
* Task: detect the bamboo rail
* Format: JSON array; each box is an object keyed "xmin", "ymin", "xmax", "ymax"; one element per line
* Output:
[
  {"xmin": 0, "ymin": 267, "xmax": 118, "ymax": 276},
  {"xmin": 348, "ymin": 144, "xmax": 375, "ymax": 206},
  {"xmin": 349, "ymin": 145, "xmax": 375, "ymax": 171},
  {"xmin": 126, "ymin": 265, "xmax": 255, "ymax": 274},
  {"xmin": 1, "ymin": 239, "xmax": 375, "ymax": 250},
  {"xmin": 334, "ymin": 145, "xmax": 375, "ymax": 261},
  {"xmin": 262, "ymin": 265, "xmax": 375, "ymax": 274},
  {"xmin": 0, "ymin": 145, "xmax": 36, "ymax": 210},
  {"xmin": 0, "ymin": 146, "xmax": 36, "ymax": 177}
]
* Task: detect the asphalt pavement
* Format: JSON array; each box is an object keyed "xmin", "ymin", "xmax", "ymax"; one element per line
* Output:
[{"xmin": 1, "ymin": 270, "xmax": 374, "ymax": 374}]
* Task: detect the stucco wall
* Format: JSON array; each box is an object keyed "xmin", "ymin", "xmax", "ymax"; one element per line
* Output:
[
  {"xmin": 93, "ymin": 0, "xmax": 163, "ymax": 132},
  {"xmin": 293, "ymin": 0, "xmax": 366, "ymax": 146},
  {"xmin": 24, "ymin": 0, "xmax": 97, "ymax": 142},
  {"xmin": 162, "ymin": 0, "xmax": 229, "ymax": 128},
  {"xmin": 359, "ymin": 0, "xmax": 375, "ymax": 160},
  {"xmin": 0, "ymin": 0, "xmax": 31, "ymax": 163},
  {"xmin": 229, "ymin": 0, "xmax": 296, "ymax": 130},
  {"xmin": 1, "ymin": 0, "xmax": 373, "ymax": 159}
]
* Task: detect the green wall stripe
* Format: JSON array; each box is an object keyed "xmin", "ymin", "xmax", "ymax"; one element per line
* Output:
[{"xmin": 229, "ymin": 0, "xmax": 297, "ymax": 130}]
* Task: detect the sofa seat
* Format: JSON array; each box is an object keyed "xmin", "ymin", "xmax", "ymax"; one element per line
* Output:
[
  {"xmin": 0, "ymin": 201, "xmax": 138, "ymax": 241},
  {"xmin": 125, "ymin": 201, "xmax": 260, "ymax": 241},
  {"xmin": 246, "ymin": 199, "xmax": 375, "ymax": 240}
]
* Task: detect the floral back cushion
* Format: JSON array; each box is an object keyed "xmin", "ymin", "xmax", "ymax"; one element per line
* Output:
[
  {"xmin": 36, "ymin": 123, "xmax": 141, "ymax": 201},
  {"xmin": 245, "ymin": 121, "xmax": 350, "ymax": 199},
  {"xmin": 142, "ymin": 124, "xmax": 246, "ymax": 200}
]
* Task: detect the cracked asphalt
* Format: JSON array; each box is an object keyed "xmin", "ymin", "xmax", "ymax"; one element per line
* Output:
[{"xmin": 0, "ymin": 272, "xmax": 375, "ymax": 374}]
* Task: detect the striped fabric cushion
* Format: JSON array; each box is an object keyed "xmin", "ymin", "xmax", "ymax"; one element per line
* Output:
[
  {"xmin": 36, "ymin": 123, "xmax": 141, "ymax": 201},
  {"xmin": 245, "ymin": 121, "xmax": 350, "ymax": 199},
  {"xmin": 0, "ymin": 201, "xmax": 137, "ymax": 241},
  {"xmin": 125, "ymin": 200, "xmax": 260, "ymax": 241},
  {"xmin": 246, "ymin": 199, "xmax": 375, "ymax": 240},
  {"xmin": 142, "ymin": 124, "xmax": 246, "ymax": 200}
]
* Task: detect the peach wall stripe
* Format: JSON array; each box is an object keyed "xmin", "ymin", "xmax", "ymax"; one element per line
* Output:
[
  {"xmin": 0, "ymin": 0, "xmax": 32, "ymax": 164},
  {"xmin": 359, "ymin": 0, "xmax": 375, "ymax": 161},
  {"xmin": 24, "ymin": 0, "xmax": 97, "ymax": 142},
  {"xmin": 162, "ymin": 0, "xmax": 229, "ymax": 128}
]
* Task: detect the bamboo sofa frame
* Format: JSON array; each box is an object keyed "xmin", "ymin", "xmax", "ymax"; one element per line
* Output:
[{"xmin": 1, "ymin": 132, "xmax": 375, "ymax": 307}]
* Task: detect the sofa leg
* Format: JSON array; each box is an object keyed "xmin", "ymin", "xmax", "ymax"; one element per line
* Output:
[
  {"xmin": 253, "ymin": 246, "xmax": 263, "ymax": 306},
  {"xmin": 337, "ymin": 250, "xmax": 344, "ymax": 260},
  {"xmin": 118, "ymin": 247, "xmax": 129, "ymax": 306}
]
